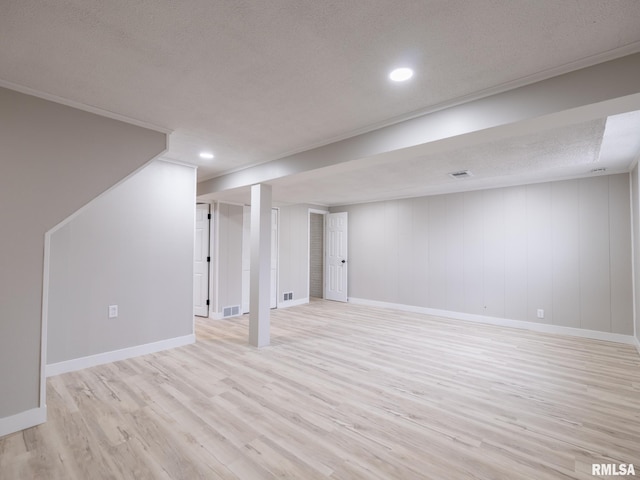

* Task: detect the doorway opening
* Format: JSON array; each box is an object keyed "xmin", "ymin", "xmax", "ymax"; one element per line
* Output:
[
  {"xmin": 194, "ymin": 203, "xmax": 210, "ymax": 317},
  {"xmin": 309, "ymin": 211, "xmax": 326, "ymax": 299}
]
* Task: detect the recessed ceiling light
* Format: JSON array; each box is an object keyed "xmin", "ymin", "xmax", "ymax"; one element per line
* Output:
[
  {"xmin": 389, "ymin": 67, "xmax": 414, "ymax": 82},
  {"xmin": 199, "ymin": 152, "xmax": 214, "ymax": 160}
]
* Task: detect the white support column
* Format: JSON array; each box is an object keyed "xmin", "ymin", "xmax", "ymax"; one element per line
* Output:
[{"xmin": 249, "ymin": 184, "xmax": 272, "ymax": 347}]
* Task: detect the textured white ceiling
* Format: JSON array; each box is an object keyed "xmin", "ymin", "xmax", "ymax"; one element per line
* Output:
[
  {"xmin": 2, "ymin": 0, "xmax": 640, "ymax": 188},
  {"xmin": 202, "ymin": 118, "xmax": 624, "ymax": 206}
]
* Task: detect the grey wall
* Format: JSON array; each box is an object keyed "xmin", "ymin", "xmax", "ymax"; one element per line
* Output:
[
  {"xmin": 47, "ymin": 160, "xmax": 195, "ymax": 364},
  {"xmin": 216, "ymin": 202, "xmax": 243, "ymax": 313},
  {"xmin": 278, "ymin": 204, "xmax": 329, "ymax": 302},
  {"xmin": 0, "ymin": 87, "xmax": 166, "ymax": 423},
  {"xmin": 632, "ymin": 165, "xmax": 640, "ymax": 344},
  {"xmin": 332, "ymin": 174, "xmax": 633, "ymax": 335},
  {"xmin": 278, "ymin": 204, "xmax": 310, "ymax": 302},
  {"xmin": 213, "ymin": 202, "xmax": 328, "ymax": 311}
]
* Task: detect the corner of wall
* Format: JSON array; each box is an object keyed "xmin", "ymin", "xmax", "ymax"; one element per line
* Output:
[
  {"xmin": 46, "ymin": 160, "xmax": 195, "ymax": 368},
  {"xmin": 0, "ymin": 86, "xmax": 167, "ymax": 436},
  {"xmin": 631, "ymin": 164, "xmax": 640, "ymax": 349},
  {"xmin": 46, "ymin": 334, "xmax": 195, "ymax": 377},
  {"xmin": 0, "ymin": 406, "xmax": 47, "ymax": 439}
]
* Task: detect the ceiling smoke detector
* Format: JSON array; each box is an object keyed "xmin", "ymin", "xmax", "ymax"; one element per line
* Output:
[{"xmin": 448, "ymin": 170, "xmax": 473, "ymax": 179}]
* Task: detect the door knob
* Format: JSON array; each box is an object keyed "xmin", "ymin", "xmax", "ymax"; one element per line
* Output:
[{"xmin": 341, "ymin": 259, "xmax": 346, "ymax": 264}]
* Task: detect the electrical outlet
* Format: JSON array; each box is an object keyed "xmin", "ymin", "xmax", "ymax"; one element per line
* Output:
[
  {"xmin": 537, "ymin": 308, "xmax": 544, "ymax": 319},
  {"xmin": 108, "ymin": 305, "xmax": 118, "ymax": 318}
]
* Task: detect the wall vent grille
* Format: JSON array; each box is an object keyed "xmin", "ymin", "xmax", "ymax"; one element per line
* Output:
[
  {"xmin": 448, "ymin": 170, "xmax": 473, "ymax": 179},
  {"xmin": 223, "ymin": 305, "xmax": 241, "ymax": 318},
  {"xmin": 283, "ymin": 292, "xmax": 293, "ymax": 301}
]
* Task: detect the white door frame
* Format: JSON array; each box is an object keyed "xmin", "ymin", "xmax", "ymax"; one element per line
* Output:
[
  {"xmin": 270, "ymin": 208, "xmax": 279, "ymax": 309},
  {"xmin": 210, "ymin": 202, "xmax": 218, "ymax": 318},
  {"xmin": 194, "ymin": 203, "xmax": 210, "ymax": 317}
]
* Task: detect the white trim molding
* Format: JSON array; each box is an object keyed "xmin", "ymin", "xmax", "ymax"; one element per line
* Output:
[
  {"xmin": 0, "ymin": 406, "xmax": 47, "ymax": 438},
  {"xmin": 349, "ymin": 298, "xmax": 638, "ymax": 346},
  {"xmin": 0, "ymin": 79, "xmax": 171, "ymax": 134},
  {"xmin": 634, "ymin": 336, "xmax": 640, "ymax": 356},
  {"xmin": 46, "ymin": 334, "xmax": 195, "ymax": 377}
]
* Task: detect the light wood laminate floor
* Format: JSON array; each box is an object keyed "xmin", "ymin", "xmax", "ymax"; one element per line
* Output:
[{"xmin": 1, "ymin": 300, "xmax": 640, "ymax": 479}]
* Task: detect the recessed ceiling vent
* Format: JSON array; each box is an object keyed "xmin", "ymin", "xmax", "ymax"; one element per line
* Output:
[
  {"xmin": 590, "ymin": 167, "xmax": 607, "ymax": 174},
  {"xmin": 448, "ymin": 170, "xmax": 473, "ymax": 179}
]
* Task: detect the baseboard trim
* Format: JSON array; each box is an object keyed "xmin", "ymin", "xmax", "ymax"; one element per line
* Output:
[
  {"xmin": 348, "ymin": 298, "xmax": 637, "ymax": 346},
  {"xmin": 46, "ymin": 334, "xmax": 195, "ymax": 377},
  {"xmin": 0, "ymin": 406, "xmax": 47, "ymax": 438},
  {"xmin": 209, "ymin": 311, "xmax": 244, "ymax": 320},
  {"xmin": 277, "ymin": 297, "xmax": 309, "ymax": 309},
  {"xmin": 210, "ymin": 298, "xmax": 310, "ymax": 317}
]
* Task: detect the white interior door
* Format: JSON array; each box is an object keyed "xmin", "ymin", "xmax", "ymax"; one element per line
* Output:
[
  {"xmin": 242, "ymin": 206, "xmax": 278, "ymax": 312},
  {"xmin": 194, "ymin": 204, "xmax": 210, "ymax": 317},
  {"xmin": 325, "ymin": 212, "xmax": 348, "ymax": 302}
]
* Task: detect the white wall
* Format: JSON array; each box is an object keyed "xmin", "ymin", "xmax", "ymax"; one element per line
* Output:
[
  {"xmin": 47, "ymin": 160, "xmax": 195, "ymax": 365},
  {"xmin": 0, "ymin": 87, "xmax": 166, "ymax": 434},
  {"xmin": 332, "ymin": 174, "xmax": 633, "ymax": 335},
  {"xmin": 212, "ymin": 202, "xmax": 328, "ymax": 313},
  {"xmin": 215, "ymin": 202, "xmax": 243, "ymax": 314},
  {"xmin": 278, "ymin": 204, "xmax": 311, "ymax": 303},
  {"xmin": 277, "ymin": 204, "xmax": 330, "ymax": 303},
  {"xmin": 632, "ymin": 164, "xmax": 640, "ymax": 347}
]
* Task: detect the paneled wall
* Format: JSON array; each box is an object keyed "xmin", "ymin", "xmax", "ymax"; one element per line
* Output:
[
  {"xmin": 278, "ymin": 204, "xmax": 328, "ymax": 302},
  {"xmin": 332, "ymin": 174, "xmax": 633, "ymax": 335},
  {"xmin": 213, "ymin": 202, "xmax": 328, "ymax": 312},
  {"xmin": 216, "ymin": 203, "xmax": 243, "ymax": 313}
]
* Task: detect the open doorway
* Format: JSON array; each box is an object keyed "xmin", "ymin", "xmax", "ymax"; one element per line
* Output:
[{"xmin": 308, "ymin": 210, "xmax": 326, "ymax": 299}]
